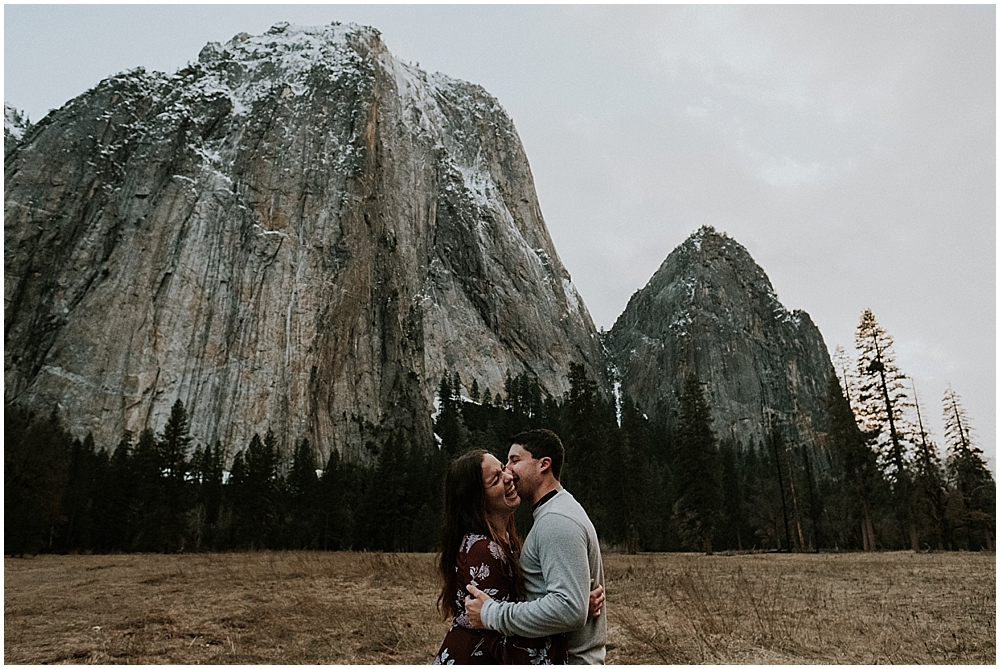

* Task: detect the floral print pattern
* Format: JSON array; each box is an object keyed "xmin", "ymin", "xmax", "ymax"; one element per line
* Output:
[{"xmin": 433, "ymin": 534, "xmax": 567, "ymax": 664}]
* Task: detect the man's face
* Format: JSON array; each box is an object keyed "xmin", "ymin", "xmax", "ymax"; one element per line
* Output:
[{"xmin": 507, "ymin": 443, "xmax": 542, "ymax": 501}]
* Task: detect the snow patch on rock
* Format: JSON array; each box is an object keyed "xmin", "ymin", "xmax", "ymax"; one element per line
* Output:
[{"xmin": 5, "ymin": 103, "xmax": 28, "ymax": 141}]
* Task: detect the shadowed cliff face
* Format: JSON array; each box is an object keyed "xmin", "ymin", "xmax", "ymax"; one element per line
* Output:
[
  {"xmin": 4, "ymin": 23, "xmax": 605, "ymax": 460},
  {"xmin": 607, "ymin": 226, "xmax": 833, "ymax": 456}
]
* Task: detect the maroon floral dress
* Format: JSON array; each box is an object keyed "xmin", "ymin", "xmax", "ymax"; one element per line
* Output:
[{"xmin": 434, "ymin": 533, "xmax": 567, "ymax": 665}]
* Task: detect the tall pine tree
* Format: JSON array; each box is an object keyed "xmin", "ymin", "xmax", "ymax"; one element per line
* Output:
[
  {"xmin": 942, "ymin": 386, "xmax": 995, "ymax": 550},
  {"xmin": 608, "ymin": 400, "xmax": 662, "ymax": 552},
  {"xmin": 231, "ymin": 431, "xmax": 281, "ymax": 549},
  {"xmin": 671, "ymin": 373, "xmax": 722, "ymax": 555},
  {"xmin": 285, "ymin": 438, "xmax": 319, "ymax": 544},
  {"xmin": 826, "ymin": 370, "xmax": 886, "ymax": 550},
  {"xmin": 435, "ymin": 372, "xmax": 467, "ymax": 455},
  {"xmin": 561, "ymin": 363, "xmax": 613, "ymax": 533},
  {"xmin": 157, "ymin": 399, "xmax": 194, "ymax": 551},
  {"xmin": 910, "ymin": 382, "xmax": 948, "ymax": 549},
  {"xmin": 4, "ymin": 407, "xmax": 72, "ymax": 555},
  {"xmin": 854, "ymin": 309, "xmax": 918, "ymax": 550}
]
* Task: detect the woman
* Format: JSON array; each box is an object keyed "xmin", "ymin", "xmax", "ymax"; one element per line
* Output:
[{"xmin": 433, "ymin": 449, "xmax": 602, "ymax": 665}]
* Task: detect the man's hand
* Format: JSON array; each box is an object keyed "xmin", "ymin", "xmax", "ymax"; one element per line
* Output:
[
  {"xmin": 588, "ymin": 581, "xmax": 605, "ymax": 619},
  {"xmin": 464, "ymin": 583, "xmax": 492, "ymax": 629}
]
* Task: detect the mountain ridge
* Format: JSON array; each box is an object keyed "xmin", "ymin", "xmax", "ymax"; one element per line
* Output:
[
  {"xmin": 4, "ymin": 22, "xmax": 606, "ymax": 460},
  {"xmin": 6, "ymin": 22, "xmax": 833, "ymax": 463}
]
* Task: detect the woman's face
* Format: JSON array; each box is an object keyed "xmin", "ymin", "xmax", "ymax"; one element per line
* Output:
[{"xmin": 481, "ymin": 453, "xmax": 520, "ymax": 517}]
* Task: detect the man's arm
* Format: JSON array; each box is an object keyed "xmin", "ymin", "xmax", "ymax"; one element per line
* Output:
[
  {"xmin": 465, "ymin": 580, "xmax": 604, "ymax": 627},
  {"xmin": 473, "ymin": 513, "xmax": 591, "ymax": 638}
]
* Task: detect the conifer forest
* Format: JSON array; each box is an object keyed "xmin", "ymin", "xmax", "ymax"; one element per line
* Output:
[{"xmin": 5, "ymin": 310, "xmax": 994, "ymax": 557}]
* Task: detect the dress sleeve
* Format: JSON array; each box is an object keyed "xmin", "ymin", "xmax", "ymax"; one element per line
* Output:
[{"xmin": 453, "ymin": 534, "xmax": 515, "ymax": 630}]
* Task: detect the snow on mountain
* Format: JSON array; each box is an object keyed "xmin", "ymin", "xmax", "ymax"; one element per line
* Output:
[
  {"xmin": 5, "ymin": 102, "xmax": 29, "ymax": 147},
  {"xmin": 4, "ymin": 22, "xmax": 607, "ymax": 459}
]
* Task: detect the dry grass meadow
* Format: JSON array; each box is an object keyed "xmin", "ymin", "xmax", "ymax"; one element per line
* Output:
[{"xmin": 4, "ymin": 550, "xmax": 994, "ymax": 664}]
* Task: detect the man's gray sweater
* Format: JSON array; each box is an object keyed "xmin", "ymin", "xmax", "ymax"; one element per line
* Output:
[{"xmin": 480, "ymin": 488, "xmax": 607, "ymax": 664}]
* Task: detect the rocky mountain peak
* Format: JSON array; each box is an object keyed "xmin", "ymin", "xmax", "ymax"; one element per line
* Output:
[
  {"xmin": 191, "ymin": 22, "xmax": 383, "ymax": 115},
  {"xmin": 608, "ymin": 225, "xmax": 833, "ymax": 455},
  {"xmin": 4, "ymin": 23, "xmax": 604, "ymax": 461},
  {"xmin": 638, "ymin": 225, "xmax": 804, "ymax": 330}
]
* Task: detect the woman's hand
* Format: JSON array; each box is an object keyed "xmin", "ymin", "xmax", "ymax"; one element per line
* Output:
[{"xmin": 588, "ymin": 581, "xmax": 605, "ymax": 619}]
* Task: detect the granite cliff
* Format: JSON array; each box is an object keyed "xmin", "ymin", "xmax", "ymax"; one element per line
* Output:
[
  {"xmin": 4, "ymin": 23, "xmax": 605, "ymax": 460},
  {"xmin": 607, "ymin": 227, "xmax": 834, "ymax": 456}
]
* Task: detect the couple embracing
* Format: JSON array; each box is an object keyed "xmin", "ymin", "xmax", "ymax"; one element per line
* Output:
[{"xmin": 434, "ymin": 429, "xmax": 607, "ymax": 665}]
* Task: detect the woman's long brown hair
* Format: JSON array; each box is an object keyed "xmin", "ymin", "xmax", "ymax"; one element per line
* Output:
[{"xmin": 437, "ymin": 449, "xmax": 525, "ymax": 620}]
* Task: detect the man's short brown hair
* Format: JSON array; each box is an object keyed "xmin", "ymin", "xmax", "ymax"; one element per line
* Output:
[{"xmin": 508, "ymin": 429, "xmax": 565, "ymax": 480}]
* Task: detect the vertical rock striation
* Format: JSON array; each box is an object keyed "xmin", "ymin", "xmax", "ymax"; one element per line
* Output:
[
  {"xmin": 4, "ymin": 23, "xmax": 605, "ymax": 461},
  {"xmin": 607, "ymin": 226, "xmax": 834, "ymax": 456}
]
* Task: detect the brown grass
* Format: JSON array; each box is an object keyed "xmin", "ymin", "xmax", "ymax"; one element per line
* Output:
[
  {"xmin": 606, "ymin": 551, "xmax": 995, "ymax": 664},
  {"xmin": 4, "ymin": 551, "xmax": 994, "ymax": 664}
]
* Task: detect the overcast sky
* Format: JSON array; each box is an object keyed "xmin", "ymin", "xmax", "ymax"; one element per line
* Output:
[{"xmin": 4, "ymin": 4, "xmax": 995, "ymax": 470}]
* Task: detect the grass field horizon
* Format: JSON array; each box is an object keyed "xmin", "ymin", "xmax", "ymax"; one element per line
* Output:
[{"xmin": 4, "ymin": 550, "xmax": 994, "ymax": 664}]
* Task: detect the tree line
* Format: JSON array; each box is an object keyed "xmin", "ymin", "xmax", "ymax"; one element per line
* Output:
[
  {"xmin": 5, "ymin": 310, "xmax": 994, "ymax": 556},
  {"xmin": 825, "ymin": 309, "xmax": 995, "ymax": 552}
]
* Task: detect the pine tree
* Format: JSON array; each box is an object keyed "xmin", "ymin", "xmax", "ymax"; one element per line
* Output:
[
  {"xmin": 287, "ymin": 437, "xmax": 321, "ymax": 548},
  {"xmin": 435, "ymin": 372, "xmax": 467, "ymax": 454},
  {"xmin": 4, "ymin": 406, "xmax": 72, "ymax": 555},
  {"xmin": 95, "ymin": 432, "xmax": 136, "ymax": 551},
  {"xmin": 189, "ymin": 440, "xmax": 225, "ymax": 550},
  {"xmin": 833, "ymin": 345, "xmax": 860, "ymax": 413},
  {"xmin": 561, "ymin": 363, "xmax": 613, "ymax": 532},
  {"xmin": 231, "ymin": 431, "xmax": 281, "ymax": 549},
  {"xmin": 160, "ymin": 399, "xmax": 193, "ymax": 482},
  {"xmin": 288, "ymin": 438, "xmax": 319, "ymax": 501},
  {"xmin": 825, "ymin": 371, "xmax": 884, "ymax": 551},
  {"xmin": 942, "ymin": 387, "xmax": 995, "ymax": 550},
  {"xmin": 768, "ymin": 428, "xmax": 795, "ymax": 551},
  {"xmin": 854, "ymin": 311, "xmax": 913, "ymax": 475},
  {"xmin": 187, "ymin": 444, "xmax": 209, "ymax": 549},
  {"xmin": 63, "ymin": 433, "xmax": 104, "ymax": 550},
  {"xmin": 203, "ymin": 441, "xmax": 225, "ymax": 539},
  {"xmin": 741, "ymin": 437, "xmax": 787, "ymax": 551},
  {"xmin": 910, "ymin": 381, "xmax": 948, "ymax": 549},
  {"xmin": 609, "ymin": 400, "xmax": 662, "ymax": 552},
  {"xmin": 799, "ymin": 440, "xmax": 823, "ymax": 551},
  {"xmin": 368, "ymin": 432, "xmax": 413, "ymax": 551},
  {"xmin": 157, "ymin": 399, "xmax": 194, "ymax": 551},
  {"xmin": 131, "ymin": 427, "xmax": 167, "ymax": 551},
  {"xmin": 854, "ymin": 309, "xmax": 918, "ymax": 549},
  {"xmin": 319, "ymin": 449, "xmax": 359, "ymax": 550},
  {"xmin": 671, "ymin": 373, "xmax": 722, "ymax": 554},
  {"xmin": 716, "ymin": 439, "xmax": 747, "ymax": 551},
  {"xmin": 227, "ymin": 449, "xmax": 247, "ymax": 546}
]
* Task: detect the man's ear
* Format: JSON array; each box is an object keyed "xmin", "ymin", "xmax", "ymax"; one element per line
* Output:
[{"xmin": 538, "ymin": 456, "xmax": 552, "ymax": 474}]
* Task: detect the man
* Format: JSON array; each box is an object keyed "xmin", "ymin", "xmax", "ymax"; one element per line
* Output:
[{"xmin": 465, "ymin": 428, "xmax": 607, "ymax": 664}]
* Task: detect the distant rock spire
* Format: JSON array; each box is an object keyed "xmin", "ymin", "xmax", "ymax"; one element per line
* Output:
[{"xmin": 608, "ymin": 226, "xmax": 833, "ymax": 457}]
